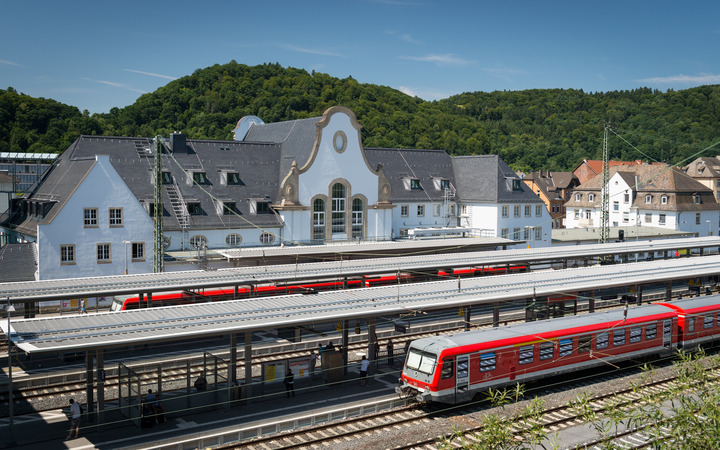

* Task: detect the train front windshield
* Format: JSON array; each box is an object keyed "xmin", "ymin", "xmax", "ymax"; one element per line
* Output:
[{"xmin": 406, "ymin": 349, "xmax": 437, "ymax": 375}]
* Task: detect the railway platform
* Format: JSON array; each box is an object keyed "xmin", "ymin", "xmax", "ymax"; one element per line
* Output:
[{"xmin": 1, "ymin": 356, "xmax": 405, "ymax": 449}]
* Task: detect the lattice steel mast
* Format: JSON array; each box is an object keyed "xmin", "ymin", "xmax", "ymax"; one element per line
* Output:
[
  {"xmin": 153, "ymin": 136, "xmax": 164, "ymax": 273},
  {"xmin": 599, "ymin": 124, "xmax": 610, "ymax": 244}
]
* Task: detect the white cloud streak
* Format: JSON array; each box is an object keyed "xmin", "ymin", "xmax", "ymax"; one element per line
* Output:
[
  {"xmin": 0, "ymin": 58, "xmax": 26, "ymax": 67},
  {"xmin": 123, "ymin": 69, "xmax": 177, "ymax": 80},
  {"xmin": 280, "ymin": 44, "xmax": 344, "ymax": 57},
  {"xmin": 637, "ymin": 73, "xmax": 720, "ymax": 85},
  {"xmin": 82, "ymin": 77, "xmax": 147, "ymax": 94},
  {"xmin": 402, "ymin": 53, "xmax": 473, "ymax": 67}
]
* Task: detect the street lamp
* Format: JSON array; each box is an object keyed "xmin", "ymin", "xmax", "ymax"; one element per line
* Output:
[{"xmin": 122, "ymin": 240, "xmax": 130, "ymax": 275}]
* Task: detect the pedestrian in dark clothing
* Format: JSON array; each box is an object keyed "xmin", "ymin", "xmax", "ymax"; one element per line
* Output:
[
  {"xmin": 386, "ymin": 340, "xmax": 394, "ymax": 366},
  {"xmin": 374, "ymin": 341, "xmax": 380, "ymax": 361},
  {"xmin": 284, "ymin": 369, "xmax": 295, "ymax": 398}
]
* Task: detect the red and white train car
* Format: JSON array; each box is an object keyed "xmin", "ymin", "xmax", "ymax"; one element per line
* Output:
[
  {"xmin": 657, "ymin": 296, "xmax": 720, "ymax": 351},
  {"xmin": 397, "ymin": 303, "xmax": 680, "ymax": 404}
]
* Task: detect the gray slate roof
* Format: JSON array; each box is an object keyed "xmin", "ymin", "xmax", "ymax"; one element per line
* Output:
[
  {"xmin": 0, "ymin": 243, "xmax": 37, "ymax": 282},
  {"xmin": 452, "ymin": 155, "xmax": 543, "ymax": 203}
]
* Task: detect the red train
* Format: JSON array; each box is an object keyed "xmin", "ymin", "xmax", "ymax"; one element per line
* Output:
[
  {"xmin": 110, "ymin": 265, "xmax": 526, "ymax": 311},
  {"xmin": 397, "ymin": 295, "xmax": 720, "ymax": 404}
]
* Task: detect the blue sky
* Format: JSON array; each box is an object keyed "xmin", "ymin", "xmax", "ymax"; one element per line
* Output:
[{"xmin": 1, "ymin": 0, "xmax": 719, "ymax": 114}]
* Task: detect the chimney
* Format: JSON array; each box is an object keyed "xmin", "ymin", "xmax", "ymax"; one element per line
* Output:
[{"xmin": 169, "ymin": 132, "xmax": 186, "ymax": 153}]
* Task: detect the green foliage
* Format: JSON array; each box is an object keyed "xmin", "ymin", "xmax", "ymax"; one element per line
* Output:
[{"xmin": 3, "ymin": 62, "xmax": 720, "ymax": 171}]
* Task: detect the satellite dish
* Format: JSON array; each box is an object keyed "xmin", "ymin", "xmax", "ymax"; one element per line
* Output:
[{"xmin": 233, "ymin": 115, "xmax": 265, "ymax": 141}]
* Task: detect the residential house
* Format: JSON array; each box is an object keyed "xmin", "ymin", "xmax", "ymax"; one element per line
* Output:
[{"xmin": 523, "ymin": 171, "xmax": 580, "ymax": 228}]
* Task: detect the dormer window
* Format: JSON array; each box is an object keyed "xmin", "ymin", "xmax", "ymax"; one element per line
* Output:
[
  {"xmin": 645, "ymin": 194, "xmax": 652, "ymax": 204},
  {"xmin": 512, "ymin": 179, "xmax": 521, "ymax": 191},
  {"xmin": 440, "ymin": 179, "xmax": 450, "ymax": 190},
  {"xmin": 227, "ymin": 172, "xmax": 241, "ymax": 185},
  {"xmin": 661, "ymin": 195, "xmax": 668, "ymax": 205},
  {"xmin": 161, "ymin": 172, "xmax": 172, "ymax": 184},
  {"xmin": 192, "ymin": 172, "xmax": 207, "ymax": 185},
  {"xmin": 588, "ymin": 193, "xmax": 595, "ymax": 202},
  {"xmin": 575, "ymin": 193, "xmax": 582, "ymax": 202},
  {"xmin": 250, "ymin": 199, "xmax": 271, "ymax": 214},
  {"xmin": 410, "ymin": 178, "xmax": 421, "ymax": 189},
  {"xmin": 694, "ymin": 194, "xmax": 702, "ymax": 204},
  {"xmin": 187, "ymin": 202, "xmax": 202, "ymax": 215}
]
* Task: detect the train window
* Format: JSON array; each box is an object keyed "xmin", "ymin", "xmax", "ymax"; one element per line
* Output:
[
  {"xmin": 596, "ymin": 332, "xmax": 609, "ymax": 349},
  {"xmin": 406, "ymin": 349, "xmax": 437, "ymax": 375},
  {"xmin": 646, "ymin": 323, "xmax": 657, "ymax": 340},
  {"xmin": 687, "ymin": 317, "xmax": 695, "ymax": 332},
  {"xmin": 558, "ymin": 339, "xmax": 573, "ymax": 357},
  {"xmin": 630, "ymin": 327, "xmax": 642, "ymax": 343},
  {"xmin": 480, "ymin": 352, "xmax": 496, "ymax": 372},
  {"xmin": 518, "ymin": 345, "xmax": 534, "ymax": 365},
  {"xmin": 613, "ymin": 329, "xmax": 626, "ymax": 346},
  {"xmin": 539, "ymin": 342, "xmax": 554, "ymax": 360},
  {"xmin": 704, "ymin": 315, "xmax": 714, "ymax": 329},
  {"xmin": 440, "ymin": 360, "xmax": 454, "ymax": 379},
  {"xmin": 578, "ymin": 335, "xmax": 592, "ymax": 353},
  {"xmin": 457, "ymin": 359, "xmax": 469, "ymax": 378}
]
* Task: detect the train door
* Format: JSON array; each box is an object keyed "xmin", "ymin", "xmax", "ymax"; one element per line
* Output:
[
  {"xmin": 663, "ymin": 319, "xmax": 673, "ymax": 348},
  {"xmin": 455, "ymin": 355, "xmax": 469, "ymax": 402}
]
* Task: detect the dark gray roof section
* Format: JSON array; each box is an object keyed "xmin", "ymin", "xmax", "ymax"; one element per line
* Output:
[
  {"xmin": 242, "ymin": 116, "xmax": 321, "ymax": 180},
  {"xmin": 364, "ymin": 148, "xmax": 455, "ymax": 202},
  {"xmin": 0, "ymin": 243, "xmax": 37, "ymax": 282},
  {"xmin": 451, "ymin": 155, "xmax": 543, "ymax": 203},
  {"xmin": 6, "ymin": 254, "xmax": 720, "ymax": 354}
]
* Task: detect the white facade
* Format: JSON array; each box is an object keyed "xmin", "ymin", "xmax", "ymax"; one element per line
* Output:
[{"xmin": 37, "ymin": 156, "xmax": 153, "ymax": 280}]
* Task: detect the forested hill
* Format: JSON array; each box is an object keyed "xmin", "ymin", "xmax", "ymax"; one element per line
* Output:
[{"xmin": 2, "ymin": 61, "xmax": 720, "ymax": 172}]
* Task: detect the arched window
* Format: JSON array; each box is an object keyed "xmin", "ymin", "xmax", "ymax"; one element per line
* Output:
[
  {"xmin": 259, "ymin": 232, "xmax": 275, "ymax": 245},
  {"xmin": 352, "ymin": 198, "xmax": 363, "ymax": 239},
  {"xmin": 331, "ymin": 183, "xmax": 346, "ymax": 234},
  {"xmin": 189, "ymin": 235, "xmax": 207, "ymax": 248},
  {"xmin": 225, "ymin": 234, "xmax": 242, "ymax": 247},
  {"xmin": 313, "ymin": 198, "xmax": 325, "ymax": 241}
]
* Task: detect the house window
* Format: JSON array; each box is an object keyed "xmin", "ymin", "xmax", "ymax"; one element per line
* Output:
[
  {"xmin": 524, "ymin": 205, "xmax": 531, "ymax": 217},
  {"xmin": 645, "ymin": 194, "xmax": 652, "ymax": 204},
  {"xmin": 161, "ymin": 172, "xmax": 172, "ymax": 184},
  {"xmin": 223, "ymin": 202, "xmax": 236, "ymax": 215},
  {"xmin": 60, "ymin": 244, "xmax": 75, "ymax": 265},
  {"xmin": 461, "ymin": 204, "xmax": 467, "ymax": 216},
  {"xmin": 536, "ymin": 205, "xmax": 542, "ymax": 216},
  {"xmin": 227, "ymin": 172, "xmax": 241, "ymax": 185},
  {"xmin": 400, "ymin": 205, "xmax": 409, "ymax": 217},
  {"xmin": 513, "ymin": 205, "xmax": 520, "ymax": 217},
  {"xmin": 500, "ymin": 228, "xmax": 508, "ymax": 238},
  {"xmin": 535, "ymin": 227, "xmax": 542, "ymax": 240},
  {"xmin": 417, "ymin": 205, "xmax": 425, "ymax": 217},
  {"xmin": 623, "ymin": 212, "xmax": 629, "ymax": 223},
  {"xmin": 109, "ymin": 208, "xmax": 123, "ymax": 227},
  {"xmin": 588, "ymin": 193, "xmax": 595, "ymax": 202},
  {"xmin": 574, "ymin": 209, "xmax": 580, "ymax": 219},
  {"xmin": 523, "ymin": 228, "xmax": 530, "ymax": 240},
  {"xmin": 440, "ymin": 179, "xmax": 450, "ymax": 190},
  {"xmin": 433, "ymin": 204, "xmax": 441, "ymax": 216},
  {"xmin": 189, "ymin": 235, "xmax": 207, "ymax": 248},
  {"xmin": 352, "ymin": 198, "xmax": 363, "ymax": 238},
  {"xmin": 187, "ymin": 202, "xmax": 202, "ymax": 215},
  {"xmin": 661, "ymin": 195, "xmax": 668, "ymax": 204},
  {"xmin": 192, "ymin": 172, "xmax": 207, "ymax": 184},
  {"xmin": 645, "ymin": 213, "xmax": 652, "ymax": 223},
  {"xmin": 331, "ymin": 183, "xmax": 346, "ymax": 234},
  {"xmin": 84, "ymin": 208, "xmax": 98, "ymax": 227},
  {"xmin": 613, "ymin": 201, "xmax": 619, "ymax": 211},
  {"xmin": 226, "ymin": 234, "xmax": 242, "ymax": 247},
  {"xmin": 502, "ymin": 205, "xmax": 509, "ymax": 218},
  {"xmin": 313, "ymin": 199, "xmax": 325, "ymax": 241},
  {"xmin": 147, "ymin": 202, "xmax": 155, "ymax": 217},
  {"xmin": 585, "ymin": 210, "xmax": 591, "ymax": 219},
  {"xmin": 624, "ymin": 193, "xmax": 630, "ymax": 203},
  {"xmin": 449, "ymin": 204, "xmax": 456, "ymax": 216},
  {"xmin": 512, "ymin": 179, "xmax": 521, "ymax": 191},
  {"xmin": 260, "ymin": 232, "xmax": 275, "ymax": 244},
  {"xmin": 96, "ymin": 243, "xmax": 111, "ymax": 263},
  {"xmin": 659, "ymin": 214, "xmax": 666, "ymax": 225},
  {"xmin": 694, "ymin": 194, "xmax": 702, "ymax": 204},
  {"xmin": 696, "ymin": 213, "xmax": 701, "ymax": 225},
  {"xmin": 410, "ymin": 178, "xmax": 421, "ymax": 189},
  {"xmin": 513, "ymin": 228, "xmax": 521, "ymax": 240},
  {"xmin": 131, "ymin": 242, "xmax": 145, "ymax": 261},
  {"xmin": 575, "ymin": 193, "xmax": 582, "ymax": 202}
]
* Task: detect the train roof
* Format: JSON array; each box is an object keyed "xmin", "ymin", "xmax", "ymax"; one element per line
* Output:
[
  {"xmin": 411, "ymin": 303, "xmax": 677, "ymax": 356},
  {"xmin": 655, "ymin": 296, "xmax": 720, "ymax": 315}
]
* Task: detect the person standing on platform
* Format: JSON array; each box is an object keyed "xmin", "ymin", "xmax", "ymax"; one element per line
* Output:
[
  {"xmin": 386, "ymin": 340, "xmax": 394, "ymax": 366},
  {"xmin": 65, "ymin": 398, "xmax": 81, "ymax": 440},
  {"xmin": 284, "ymin": 368, "xmax": 295, "ymax": 398},
  {"xmin": 359, "ymin": 356, "xmax": 370, "ymax": 386},
  {"xmin": 309, "ymin": 351, "xmax": 317, "ymax": 380},
  {"xmin": 80, "ymin": 299, "xmax": 87, "ymax": 314}
]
